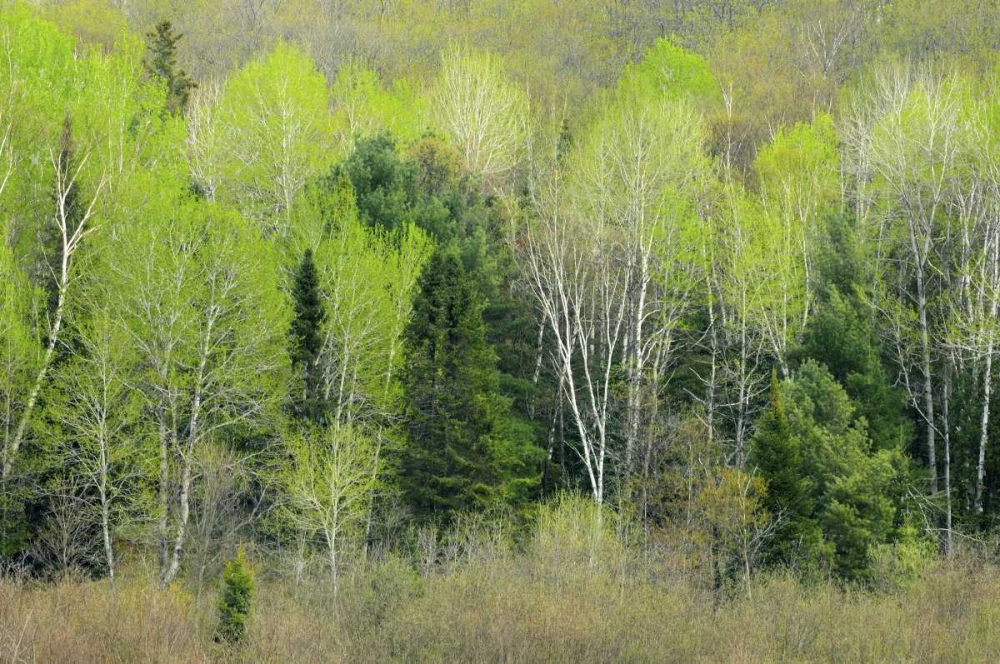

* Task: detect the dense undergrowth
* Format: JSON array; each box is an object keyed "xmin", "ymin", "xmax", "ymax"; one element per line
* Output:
[
  {"xmin": 2, "ymin": 500, "xmax": 997, "ymax": 664},
  {"xmin": 4, "ymin": 556, "xmax": 1000, "ymax": 663}
]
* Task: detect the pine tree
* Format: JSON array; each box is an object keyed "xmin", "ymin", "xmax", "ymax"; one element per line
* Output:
[
  {"xmin": 289, "ymin": 249, "xmax": 326, "ymax": 424},
  {"xmin": 144, "ymin": 21, "xmax": 196, "ymax": 115},
  {"xmin": 399, "ymin": 248, "xmax": 539, "ymax": 522}
]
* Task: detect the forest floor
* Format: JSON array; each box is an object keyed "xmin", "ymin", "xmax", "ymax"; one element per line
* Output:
[{"xmin": 1, "ymin": 553, "xmax": 998, "ymax": 663}]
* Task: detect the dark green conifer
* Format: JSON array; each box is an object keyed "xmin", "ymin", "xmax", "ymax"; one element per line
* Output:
[
  {"xmin": 750, "ymin": 369, "xmax": 821, "ymax": 569},
  {"xmin": 399, "ymin": 248, "xmax": 539, "ymax": 522},
  {"xmin": 145, "ymin": 21, "xmax": 196, "ymax": 114},
  {"xmin": 215, "ymin": 548, "xmax": 254, "ymax": 644},
  {"xmin": 289, "ymin": 249, "xmax": 326, "ymax": 424}
]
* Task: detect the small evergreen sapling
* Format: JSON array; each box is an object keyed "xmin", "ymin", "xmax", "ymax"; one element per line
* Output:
[{"xmin": 216, "ymin": 548, "xmax": 254, "ymax": 644}]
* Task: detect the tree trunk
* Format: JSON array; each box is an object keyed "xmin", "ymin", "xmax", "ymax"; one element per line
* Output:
[
  {"xmin": 976, "ymin": 349, "xmax": 993, "ymax": 513},
  {"xmin": 942, "ymin": 360, "xmax": 953, "ymax": 559}
]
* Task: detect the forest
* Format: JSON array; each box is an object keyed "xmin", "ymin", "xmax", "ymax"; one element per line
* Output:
[{"xmin": 3, "ymin": 0, "xmax": 1000, "ymax": 660}]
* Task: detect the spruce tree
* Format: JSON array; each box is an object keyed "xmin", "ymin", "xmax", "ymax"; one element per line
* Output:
[
  {"xmin": 750, "ymin": 369, "xmax": 821, "ymax": 570},
  {"xmin": 289, "ymin": 249, "xmax": 326, "ymax": 424},
  {"xmin": 144, "ymin": 21, "xmax": 196, "ymax": 114},
  {"xmin": 399, "ymin": 248, "xmax": 538, "ymax": 522},
  {"xmin": 215, "ymin": 548, "xmax": 254, "ymax": 644}
]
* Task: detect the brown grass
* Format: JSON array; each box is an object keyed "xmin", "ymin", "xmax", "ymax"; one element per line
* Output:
[
  {"xmin": 1, "ymin": 503, "xmax": 995, "ymax": 662},
  {"xmin": 3, "ymin": 556, "xmax": 1000, "ymax": 663}
]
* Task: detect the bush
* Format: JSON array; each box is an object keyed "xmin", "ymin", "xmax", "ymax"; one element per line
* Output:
[{"xmin": 216, "ymin": 548, "xmax": 254, "ymax": 644}]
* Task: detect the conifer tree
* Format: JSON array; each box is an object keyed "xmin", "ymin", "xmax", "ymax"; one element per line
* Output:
[
  {"xmin": 289, "ymin": 249, "xmax": 326, "ymax": 424},
  {"xmin": 215, "ymin": 548, "xmax": 254, "ymax": 644},
  {"xmin": 145, "ymin": 21, "xmax": 196, "ymax": 114},
  {"xmin": 750, "ymin": 369, "xmax": 821, "ymax": 569},
  {"xmin": 399, "ymin": 248, "xmax": 539, "ymax": 521}
]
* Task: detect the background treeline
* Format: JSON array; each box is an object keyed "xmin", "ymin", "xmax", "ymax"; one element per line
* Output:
[{"xmin": 2, "ymin": 0, "xmax": 1000, "ymax": 599}]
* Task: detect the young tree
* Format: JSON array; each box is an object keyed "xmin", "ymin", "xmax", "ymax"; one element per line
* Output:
[
  {"xmin": 284, "ymin": 425, "xmax": 377, "ymax": 594},
  {"xmin": 49, "ymin": 308, "xmax": 146, "ymax": 585},
  {"xmin": 215, "ymin": 547, "xmax": 254, "ymax": 643}
]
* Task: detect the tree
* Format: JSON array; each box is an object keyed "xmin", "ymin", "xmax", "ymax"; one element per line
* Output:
[
  {"xmin": 752, "ymin": 114, "xmax": 840, "ymax": 375},
  {"xmin": 750, "ymin": 370, "xmax": 823, "ymax": 571},
  {"xmin": 432, "ymin": 44, "xmax": 529, "ymax": 193},
  {"xmin": 145, "ymin": 21, "xmax": 197, "ymax": 115},
  {"xmin": 99, "ymin": 200, "xmax": 289, "ymax": 587},
  {"xmin": 2, "ymin": 117, "xmax": 106, "ymax": 482},
  {"xmin": 399, "ymin": 248, "xmax": 540, "ymax": 521},
  {"xmin": 330, "ymin": 63, "xmax": 427, "ymax": 154},
  {"xmin": 289, "ymin": 249, "xmax": 327, "ymax": 424},
  {"xmin": 520, "ymin": 42, "xmax": 709, "ymax": 501},
  {"xmin": 284, "ymin": 425, "xmax": 377, "ymax": 594},
  {"xmin": 215, "ymin": 547, "xmax": 254, "ymax": 643},
  {"xmin": 751, "ymin": 361, "xmax": 918, "ymax": 581},
  {"xmin": 207, "ymin": 41, "xmax": 335, "ymax": 234},
  {"xmin": 49, "ymin": 307, "xmax": 146, "ymax": 586}
]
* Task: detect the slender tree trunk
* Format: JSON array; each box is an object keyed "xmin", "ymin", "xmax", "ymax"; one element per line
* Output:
[
  {"xmin": 98, "ymin": 439, "xmax": 115, "ymax": 587},
  {"xmin": 2, "ymin": 286, "xmax": 66, "ymax": 480},
  {"xmin": 942, "ymin": 360, "xmax": 953, "ymax": 559},
  {"xmin": 162, "ymin": 445, "xmax": 194, "ymax": 587},
  {"xmin": 976, "ymin": 348, "xmax": 993, "ymax": 513},
  {"xmin": 916, "ymin": 268, "xmax": 938, "ymax": 493},
  {"xmin": 161, "ymin": 319, "xmax": 211, "ymax": 587},
  {"xmin": 156, "ymin": 406, "xmax": 170, "ymax": 575}
]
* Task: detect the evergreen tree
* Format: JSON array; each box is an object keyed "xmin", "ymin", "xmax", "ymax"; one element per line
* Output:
[
  {"xmin": 289, "ymin": 249, "xmax": 326, "ymax": 424},
  {"xmin": 144, "ymin": 21, "xmax": 196, "ymax": 114},
  {"xmin": 752, "ymin": 362, "xmax": 919, "ymax": 581},
  {"xmin": 215, "ymin": 548, "xmax": 254, "ymax": 644},
  {"xmin": 398, "ymin": 248, "xmax": 539, "ymax": 522},
  {"xmin": 750, "ymin": 370, "xmax": 823, "ymax": 571}
]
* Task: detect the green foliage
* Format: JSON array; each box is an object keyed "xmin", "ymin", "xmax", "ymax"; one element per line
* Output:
[
  {"xmin": 215, "ymin": 547, "xmax": 254, "ymax": 644},
  {"xmin": 399, "ymin": 248, "xmax": 541, "ymax": 522},
  {"xmin": 751, "ymin": 371, "xmax": 824, "ymax": 573},
  {"xmin": 339, "ymin": 133, "xmax": 417, "ymax": 235},
  {"xmin": 5, "ymin": 0, "xmax": 1000, "ymax": 593},
  {"xmin": 799, "ymin": 289, "xmax": 913, "ymax": 451},
  {"xmin": 752, "ymin": 362, "xmax": 919, "ymax": 581},
  {"xmin": 209, "ymin": 40, "xmax": 335, "ymax": 232},
  {"xmin": 620, "ymin": 38, "xmax": 719, "ymax": 108},
  {"xmin": 330, "ymin": 63, "xmax": 427, "ymax": 153},
  {"xmin": 288, "ymin": 249, "xmax": 326, "ymax": 424}
]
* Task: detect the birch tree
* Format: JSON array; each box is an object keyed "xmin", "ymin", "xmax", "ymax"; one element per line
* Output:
[
  {"xmin": 847, "ymin": 66, "xmax": 967, "ymax": 497},
  {"xmin": 103, "ymin": 201, "xmax": 289, "ymax": 586},
  {"xmin": 284, "ymin": 424, "xmax": 377, "ymax": 595},
  {"xmin": 2, "ymin": 120, "xmax": 106, "ymax": 481},
  {"xmin": 433, "ymin": 44, "xmax": 529, "ymax": 193},
  {"xmin": 210, "ymin": 41, "xmax": 336, "ymax": 235},
  {"xmin": 753, "ymin": 114, "xmax": 840, "ymax": 375},
  {"xmin": 520, "ymin": 66, "xmax": 707, "ymax": 502},
  {"xmin": 50, "ymin": 308, "xmax": 146, "ymax": 585}
]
